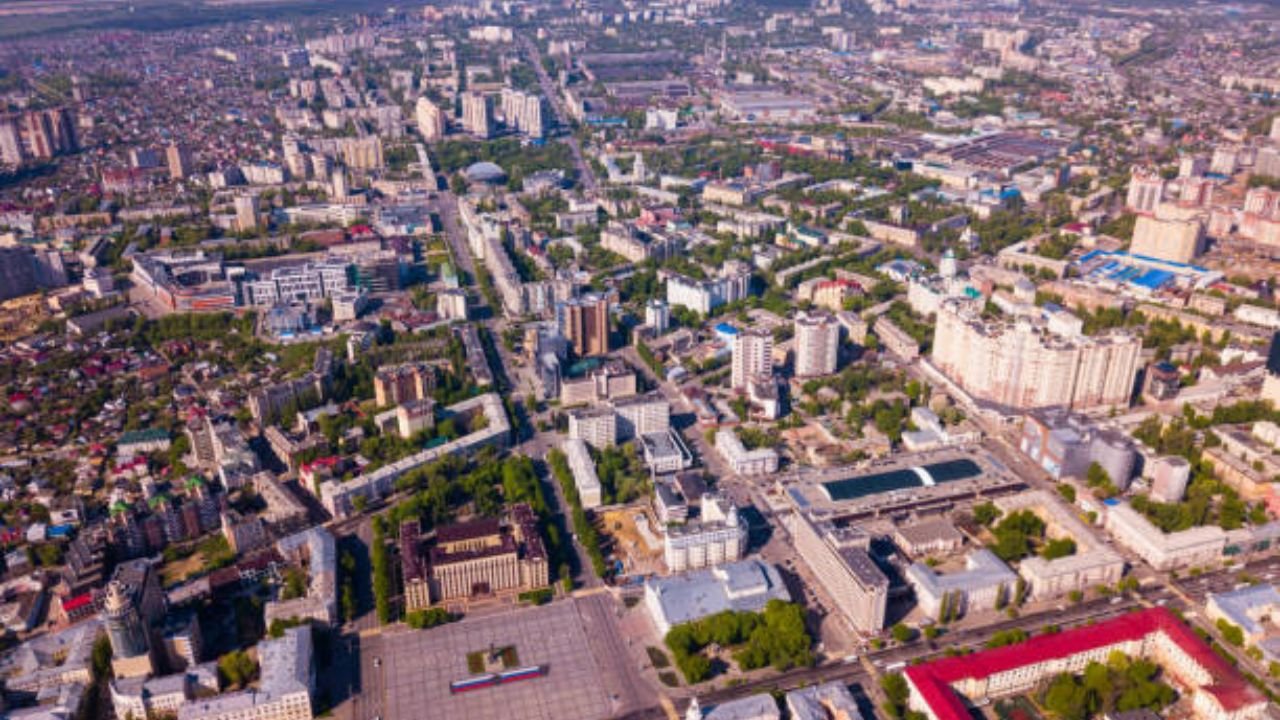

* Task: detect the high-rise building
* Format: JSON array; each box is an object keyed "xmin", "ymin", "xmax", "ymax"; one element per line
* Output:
[
  {"xmin": 794, "ymin": 311, "xmax": 839, "ymax": 377},
  {"xmin": 1178, "ymin": 154, "xmax": 1207, "ymax": 179},
  {"xmin": 731, "ymin": 329, "xmax": 773, "ymax": 390},
  {"xmin": 559, "ymin": 293, "xmax": 609, "ymax": 357},
  {"xmin": 1255, "ymin": 148, "xmax": 1280, "ymax": 179},
  {"xmin": 645, "ymin": 299, "xmax": 670, "ymax": 335},
  {"xmin": 18, "ymin": 108, "xmax": 77, "ymax": 159},
  {"xmin": 1125, "ymin": 169, "xmax": 1164, "ymax": 214},
  {"xmin": 931, "ymin": 299, "xmax": 1141, "ymax": 412},
  {"xmin": 330, "ymin": 167, "xmax": 348, "ymax": 199},
  {"xmin": 167, "ymin": 143, "xmax": 193, "ymax": 180},
  {"xmin": 233, "ymin": 194, "xmax": 258, "ymax": 232},
  {"xmin": 500, "ymin": 88, "xmax": 547, "ymax": 139},
  {"xmin": 1129, "ymin": 214, "xmax": 1206, "ymax": 263},
  {"xmin": 461, "ymin": 92, "xmax": 494, "ymax": 139},
  {"xmin": 0, "ymin": 117, "xmax": 24, "ymax": 165},
  {"xmin": 1245, "ymin": 187, "xmax": 1279, "ymax": 217},
  {"xmin": 103, "ymin": 581, "xmax": 149, "ymax": 661},
  {"xmin": 415, "ymin": 97, "xmax": 446, "ymax": 142}
]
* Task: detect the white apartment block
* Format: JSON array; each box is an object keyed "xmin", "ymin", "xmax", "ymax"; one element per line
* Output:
[
  {"xmin": 568, "ymin": 407, "xmax": 617, "ymax": 449},
  {"xmin": 613, "ymin": 393, "xmax": 670, "ymax": 441},
  {"xmin": 663, "ymin": 494, "xmax": 748, "ymax": 572},
  {"xmin": 794, "ymin": 311, "xmax": 839, "ymax": 377},
  {"xmin": 932, "ymin": 299, "xmax": 1141, "ymax": 412},
  {"xmin": 731, "ymin": 329, "xmax": 773, "ymax": 390},
  {"xmin": 562, "ymin": 438, "xmax": 603, "ymax": 509},
  {"xmin": 415, "ymin": 97, "xmax": 446, "ymax": 141}
]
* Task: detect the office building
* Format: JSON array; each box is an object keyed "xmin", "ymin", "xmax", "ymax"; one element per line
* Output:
[
  {"xmin": 994, "ymin": 491, "xmax": 1124, "ymax": 599},
  {"xmin": 415, "ymin": 97, "xmax": 446, "ymax": 141},
  {"xmin": 403, "ymin": 504, "xmax": 548, "ymax": 609},
  {"xmin": 242, "ymin": 261, "xmax": 352, "ymax": 307},
  {"xmin": 783, "ymin": 512, "xmax": 887, "ymax": 634},
  {"xmin": 904, "ymin": 608, "xmax": 1267, "ymax": 720},
  {"xmin": 1018, "ymin": 410, "xmax": 1137, "ymax": 487},
  {"xmin": 663, "ymin": 494, "xmax": 748, "ymax": 572},
  {"xmin": 906, "ymin": 549, "xmax": 1017, "ymax": 621},
  {"xmin": 1104, "ymin": 502, "xmax": 1225, "ymax": 571},
  {"xmin": 731, "ymin": 329, "xmax": 773, "ymax": 390},
  {"xmin": 932, "ymin": 299, "xmax": 1141, "ymax": 412},
  {"xmin": 640, "ymin": 430, "xmax": 694, "ymax": 474},
  {"xmin": 562, "ymin": 438, "xmax": 603, "ymax": 508},
  {"xmin": 794, "ymin": 311, "xmax": 839, "ymax": 377},
  {"xmin": 715, "ymin": 429, "xmax": 779, "ymax": 476},
  {"xmin": 461, "ymin": 92, "xmax": 494, "ymax": 138},
  {"xmin": 643, "ymin": 560, "xmax": 790, "ymax": 636},
  {"xmin": 559, "ymin": 293, "xmax": 610, "ymax": 357}
]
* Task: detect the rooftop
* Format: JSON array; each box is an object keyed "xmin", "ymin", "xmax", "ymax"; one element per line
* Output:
[
  {"xmin": 645, "ymin": 560, "xmax": 789, "ymax": 631},
  {"xmin": 904, "ymin": 608, "xmax": 1265, "ymax": 720}
]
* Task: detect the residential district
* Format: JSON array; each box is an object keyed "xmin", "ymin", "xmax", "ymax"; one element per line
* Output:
[{"xmin": 3, "ymin": 0, "xmax": 1280, "ymax": 719}]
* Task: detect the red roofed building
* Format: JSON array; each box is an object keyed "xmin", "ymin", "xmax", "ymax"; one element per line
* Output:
[
  {"xmin": 53, "ymin": 592, "xmax": 96, "ymax": 625},
  {"xmin": 905, "ymin": 608, "xmax": 1267, "ymax": 720}
]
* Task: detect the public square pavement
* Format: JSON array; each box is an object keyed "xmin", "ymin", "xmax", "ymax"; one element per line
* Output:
[{"xmin": 375, "ymin": 597, "xmax": 629, "ymax": 720}]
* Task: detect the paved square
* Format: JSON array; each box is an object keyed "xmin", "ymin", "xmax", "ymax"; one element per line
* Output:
[{"xmin": 379, "ymin": 600, "xmax": 613, "ymax": 720}]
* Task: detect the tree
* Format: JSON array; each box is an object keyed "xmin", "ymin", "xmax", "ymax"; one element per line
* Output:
[
  {"xmin": 972, "ymin": 501, "xmax": 1001, "ymax": 527},
  {"xmin": 891, "ymin": 623, "xmax": 914, "ymax": 644},
  {"xmin": 91, "ymin": 635, "xmax": 113, "ymax": 680},
  {"xmin": 372, "ymin": 517, "xmax": 392, "ymax": 624},
  {"xmin": 217, "ymin": 650, "xmax": 258, "ymax": 689},
  {"xmin": 406, "ymin": 608, "xmax": 454, "ymax": 629},
  {"xmin": 1217, "ymin": 618, "xmax": 1245, "ymax": 646},
  {"xmin": 881, "ymin": 673, "xmax": 910, "ymax": 719}
]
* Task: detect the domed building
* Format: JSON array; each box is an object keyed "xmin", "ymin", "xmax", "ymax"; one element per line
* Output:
[{"xmin": 464, "ymin": 161, "xmax": 507, "ymax": 185}]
